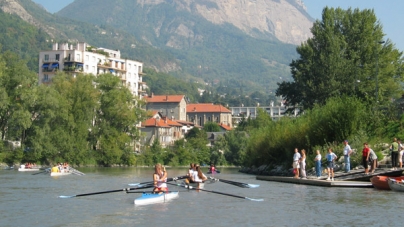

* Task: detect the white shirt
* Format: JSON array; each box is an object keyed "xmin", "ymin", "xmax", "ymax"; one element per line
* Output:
[
  {"xmin": 293, "ymin": 152, "xmax": 301, "ymax": 162},
  {"xmin": 343, "ymin": 145, "xmax": 351, "ymax": 156},
  {"xmin": 192, "ymin": 171, "xmax": 206, "ymax": 183},
  {"xmin": 315, "ymin": 154, "xmax": 321, "ymax": 162}
]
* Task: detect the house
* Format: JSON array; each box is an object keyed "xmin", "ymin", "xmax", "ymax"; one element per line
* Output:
[
  {"xmin": 38, "ymin": 42, "xmax": 146, "ymax": 97},
  {"xmin": 186, "ymin": 103, "xmax": 232, "ymax": 128},
  {"xmin": 141, "ymin": 111, "xmax": 184, "ymax": 147},
  {"xmin": 144, "ymin": 94, "xmax": 187, "ymax": 121}
]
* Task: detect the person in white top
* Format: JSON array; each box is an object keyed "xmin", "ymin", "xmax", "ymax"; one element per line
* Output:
[
  {"xmin": 191, "ymin": 165, "xmax": 207, "ymax": 189},
  {"xmin": 300, "ymin": 149, "xmax": 307, "ymax": 179},
  {"xmin": 185, "ymin": 163, "xmax": 195, "ymax": 184},
  {"xmin": 314, "ymin": 150, "xmax": 322, "ymax": 179},
  {"xmin": 153, "ymin": 163, "xmax": 168, "ymax": 193},
  {"xmin": 398, "ymin": 140, "xmax": 404, "ymax": 168},
  {"xmin": 292, "ymin": 148, "xmax": 301, "ymax": 179},
  {"xmin": 343, "ymin": 140, "xmax": 352, "ymax": 173}
]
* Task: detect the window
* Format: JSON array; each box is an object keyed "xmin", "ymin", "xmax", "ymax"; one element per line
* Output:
[
  {"xmin": 92, "ymin": 56, "xmax": 96, "ymax": 62},
  {"xmin": 76, "ymin": 54, "xmax": 81, "ymax": 61},
  {"xmin": 55, "ymin": 54, "xmax": 60, "ymax": 61},
  {"xmin": 86, "ymin": 55, "xmax": 89, "ymax": 61},
  {"xmin": 85, "ymin": 65, "xmax": 89, "ymax": 70},
  {"xmin": 138, "ymin": 66, "xmax": 142, "ymax": 72},
  {"xmin": 43, "ymin": 74, "xmax": 49, "ymax": 82},
  {"xmin": 92, "ymin": 66, "xmax": 95, "ymax": 72},
  {"xmin": 44, "ymin": 54, "xmax": 49, "ymax": 61},
  {"xmin": 128, "ymin": 64, "xmax": 131, "ymax": 69}
]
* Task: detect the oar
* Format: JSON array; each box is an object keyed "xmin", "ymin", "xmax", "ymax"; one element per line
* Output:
[
  {"xmin": 59, "ymin": 184, "xmax": 154, "ymax": 199},
  {"xmin": 167, "ymin": 182, "xmax": 263, "ymax": 201},
  {"xmin": 32, "ymin": 171, "xmax": 48, "ymax": 175},
  {"xmin": 209, "ymin": 177, "xmax": 260, "ymax": 188},
  {"xmin": 69, "ymin": 167, "xmax": 85, "ymax": 176},
  {"xmin": 128, "ymin": 175, "xmax": 188, "ymax": 186}
]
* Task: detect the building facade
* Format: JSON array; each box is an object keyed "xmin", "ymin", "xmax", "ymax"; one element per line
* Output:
[
  {"xmin": 38, "ymin": 42, "xmax": 146, "ymax": 96},
  {"xmin": 144, "ymin": 94, "xmax": 187, "ymax": 121},
  {"xmin": 230, "ymin": 103, "xmax": 300, "ymax": 123},
  {"xmin": 186, "ymin": 103, "xmax": 232, "ymax": 128}
]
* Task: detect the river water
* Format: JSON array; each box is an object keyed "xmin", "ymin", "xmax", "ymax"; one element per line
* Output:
[{"xmin": 1, "ymin": 167, "xmax": 403, "ymax": 227}]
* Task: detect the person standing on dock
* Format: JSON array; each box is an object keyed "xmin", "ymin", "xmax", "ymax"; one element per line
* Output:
[
  {"xmin": 343, "ymin": 140, "xmax": 353, "ymax": 173},
  {"xmin": 390, "ymin": 138, "xmax": 399, "ymax": 170},
  {"xmin": 314, "ymin": 150, "xmax": 322, "ymax": 179},
  {"xmin": 326, "ymin": 148, "xmax": 337, "ymax": 181},
  {"xmin": 292, "ymin": 148, "xmax": 301, "ymax": 179},
  {"xmin": 300, "ymin": 149, "xmax": 307, "ymax": 179},
  {"xmin": 398, "ymin": 140, "xmax": 403, "ymax": 168},
  {"xmin": 367, "ymin": 146, "xmax": 378, "ymax": 173},
  {"xmin": 362, "ymin": 143, "xmax": 370, "ymax": 175}
]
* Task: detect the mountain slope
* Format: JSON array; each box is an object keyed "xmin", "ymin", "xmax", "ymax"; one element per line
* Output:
[
  {"xmin": 57, "ymin": 0, "xmax": 312, "ymax": 92},
  {"xmin": 0, "ymin": 0, "xmax": 182, "ymax": 73}
]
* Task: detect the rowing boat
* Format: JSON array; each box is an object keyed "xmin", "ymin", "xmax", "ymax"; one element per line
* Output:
[
  {"xmin": 388, "ymin": 178, "xmax": 404, "ymax": 192},
  {"xmin": 50, "ymin": 169, "xmax": 72, "ymax": 177},
  {"xmin": 18, "ymin": 166, "xmax": 40, "ymax": 172},
  {"xmin": 134, "ymin": 191, "xmax": 179, "ymax": 205},
  {"xmin": 370, "ymin": 176, "xmax": 404, "ymax": 190}
]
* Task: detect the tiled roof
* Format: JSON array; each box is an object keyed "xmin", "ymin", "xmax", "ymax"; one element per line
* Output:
[
  {"xmin": 219, "ymin": 123, "xmax": 232, "ymax": 131},
  {"xmin": 187, "ymin": 103, "xmax": 231, "ymax": 113},
  {"xmin": 142, "ymin": 117, "xmax": 183, "ymax": 127},
  {"xmin": 144, "ymin": 95, "xmax": 185, "ymax": 103}
]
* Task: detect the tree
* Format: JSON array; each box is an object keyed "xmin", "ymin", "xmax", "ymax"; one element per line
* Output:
[
  {"xmin": 203, "ymin": 121, "xmax": 221, "ymax": 132},
  {"xmin": 276, "ymin": 7, "xmax": 403, "ymax": 109}
]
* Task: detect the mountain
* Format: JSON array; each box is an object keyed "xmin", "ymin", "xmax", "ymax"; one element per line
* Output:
[
  {"xmin": 1, "ymin": 0, "xmax": 314, "ymax": 94},
  {"xmin": 57, "ymin": 0, "xmax": 314, "ymax": 93}
]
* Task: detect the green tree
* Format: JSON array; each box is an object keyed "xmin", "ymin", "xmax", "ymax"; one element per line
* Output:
[
  {"xmin": 203, "ymin": 121, "xmax": 221, "ymax": 132},
  {"xmin": 276, "ymin": 7, "xmax": 403, "ymax": 109}
]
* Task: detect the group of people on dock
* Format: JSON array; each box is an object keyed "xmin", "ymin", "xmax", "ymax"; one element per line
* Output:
[{"xmin": 292, "ymin": 139, "xmax": 379, "ymax": 181}]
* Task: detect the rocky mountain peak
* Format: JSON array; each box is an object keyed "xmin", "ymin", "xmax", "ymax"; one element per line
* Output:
[{"xmin": 138, "ymin": 0, "xmax": 313, "ymax": 45}]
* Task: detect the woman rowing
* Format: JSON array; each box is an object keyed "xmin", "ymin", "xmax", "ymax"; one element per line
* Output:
[
  {"xmin": 185, "ymin": 163, "xmax": 195, "ymax": 184},
  {"xmin": 192, "ymin": 165, "xmax": 208, "ymax": 189},
  {"xmin": 153, "ymin": 163, "xmax": 168, "ymax": 193}
]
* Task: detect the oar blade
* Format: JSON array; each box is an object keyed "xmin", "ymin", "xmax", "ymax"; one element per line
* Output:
[
  {"xmin": 59, "ymin": 195, "xmax": 76, "ymax": 199},
  {"xmin": 246, "ymin": 197, "xmax": 264, "ymax": 202},
  {"xmin": 246, "ymin": 184, "xmax": 260, "ymax": 188}
]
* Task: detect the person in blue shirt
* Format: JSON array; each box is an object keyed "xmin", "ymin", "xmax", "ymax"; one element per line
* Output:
[{"xmin": 326, "ymin": 148, "xmax": 338, "ymax": 181}]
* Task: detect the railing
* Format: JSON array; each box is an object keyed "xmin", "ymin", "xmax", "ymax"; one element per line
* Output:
[
  {"xmin": 42, "ymin": 68, "xmax": 58, "ymax": 73},
  {"xmin": 43, "ymin": 58, "xmax": 59, "ymax": 62}
]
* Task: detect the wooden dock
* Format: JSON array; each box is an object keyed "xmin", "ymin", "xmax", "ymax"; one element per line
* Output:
[{"xmin": 256, "ymin": 168, "xmax": 404, "ymax": 188}]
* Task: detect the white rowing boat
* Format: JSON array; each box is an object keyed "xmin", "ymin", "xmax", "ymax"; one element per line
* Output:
[
  {"xmin": 18, "ymin": 165, "xmax": 40, "ymax": 172},
  {"xmin": 388, "ymin": 178, "xmax": 404, "ymax": 192},
  {"xmin": 50, "ymin": 169, "xmax": 72, "ymax": 177},
  {"xmin": 134, "ymin": 191, "xmax": 179, "ymax": 205}
]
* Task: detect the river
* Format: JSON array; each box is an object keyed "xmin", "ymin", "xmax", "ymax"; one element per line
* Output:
[{"xmin": 1, "ymin": 167, "xmax": 402, "ymax": 227}]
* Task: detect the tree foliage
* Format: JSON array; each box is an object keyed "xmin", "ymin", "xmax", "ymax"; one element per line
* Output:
[{"xmin": 276, "ymin": 7, "xmax": 404, "ymax": 109}]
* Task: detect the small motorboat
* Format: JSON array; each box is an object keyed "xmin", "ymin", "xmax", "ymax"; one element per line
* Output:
[
  {"xmin": 134, "ymin": 191, "xmax": 179, "ymax": 205},
  {"xmin": 370, "ymin": 176, "xmax": 404, "ymax": 190},
  {"xmin": 388, "ymin": 178, "xmax": 404, "ymax": 192}
]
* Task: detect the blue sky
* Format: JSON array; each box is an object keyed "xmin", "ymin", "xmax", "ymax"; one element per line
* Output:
[{"xmin": 33, "ymin": 0, "xmax": 403, "ymax": 51}]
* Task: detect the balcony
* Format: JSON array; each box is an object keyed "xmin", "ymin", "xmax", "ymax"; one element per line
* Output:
[
  {"xmin": 43, "ymin": 58, "xmax": 59, "ymax": 63},
  {"xmin": 97, "ymin": 62, "xmax": 126, "ymax": 72}
]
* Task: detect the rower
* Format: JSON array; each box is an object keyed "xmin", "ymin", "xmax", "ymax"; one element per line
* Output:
[
  {"xmin": 209, "ymin": 163, "xmax": 216, "ymax": 173},
  {"xmin": 192, "ymin": 165, "xmax": 208, "ymax": 189},
  {"xmin": 185, "ymin": 163, "xmax": 195, "ymax": 184},
  {"xmin": 51, "ymin": 164, "xmax": 60, "ymax": 173},
  {"xmin": 153, "ymin": 163, "xmax": 168, "ymax": 193}
]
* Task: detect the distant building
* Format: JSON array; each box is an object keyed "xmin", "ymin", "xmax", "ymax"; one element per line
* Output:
[
  {"xmin": 144, "ymin": 94, "xmax": 187, "ymax": 121},
  {"xmin": 38, "ymin": 42, "xmax": 146, "ymax": 97},
  {"xmin": 230, "ymin": 102, "xmax": 300, "ymax": 123},
  {"xmin": 187, "ymin": 103, "xmax": 232, "ymax": 128},
  {"xmin": 141, "ymin": 111, "xmax": 184, "ymax": 147}
]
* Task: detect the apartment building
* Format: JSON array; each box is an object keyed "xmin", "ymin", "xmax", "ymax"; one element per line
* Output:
[{"xmin": 38, "ymin": 42, "xmax": 146, "ymax": 96}]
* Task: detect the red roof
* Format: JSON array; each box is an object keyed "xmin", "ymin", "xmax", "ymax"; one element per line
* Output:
[
  {"xmin": 187, "ymin": 103, "xmax": 231, "ymax": 113},
  {"xmin": 219, "ymin": 123, "xmax": 232, "ymax": 131},
  {"xmin": 144, "ymin": 95, "xmax": 185, "ymax": 103},
  {"xmin": 142, "ymin": 117, "xmax": 183, "ymax": 127}
]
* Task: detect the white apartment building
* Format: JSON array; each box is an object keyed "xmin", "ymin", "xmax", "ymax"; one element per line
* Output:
[{"xmin": 38, "ymin": 42, "xmax": 146, "ymax": 96}]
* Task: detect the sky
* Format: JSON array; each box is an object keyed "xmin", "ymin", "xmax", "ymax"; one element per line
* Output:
[{"xmin": 32, "ymin": 0, "xmax": 404, "ymax": 51}]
